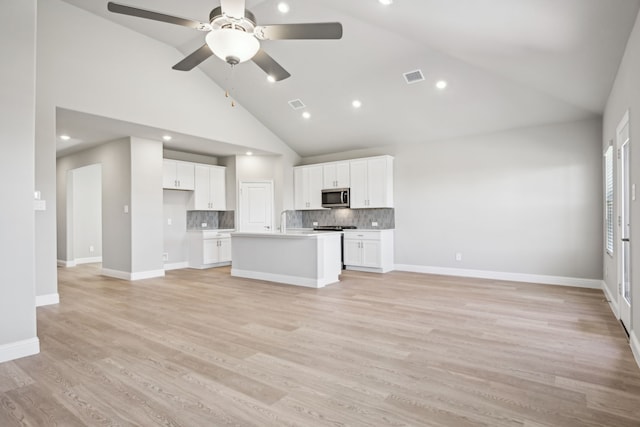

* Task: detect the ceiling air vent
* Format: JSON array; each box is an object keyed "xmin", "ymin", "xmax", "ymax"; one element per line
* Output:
[
  {"xmin": 403, "ymin": 69, "xmax": 425, "ymax": 84},
  {"xmin": 288, "ymin": 99, "xmax": 306, "ymax": 110}
]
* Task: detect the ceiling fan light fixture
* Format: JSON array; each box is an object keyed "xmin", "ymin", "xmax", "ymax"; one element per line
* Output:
[{"xmin": 206, "ymin": 28, "xmax": 260, "ymax": 64}]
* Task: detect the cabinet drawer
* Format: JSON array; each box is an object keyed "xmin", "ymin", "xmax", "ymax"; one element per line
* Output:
[{"xmin": 343, "ymin": 231, "xmax": 381, "ymax": 241}]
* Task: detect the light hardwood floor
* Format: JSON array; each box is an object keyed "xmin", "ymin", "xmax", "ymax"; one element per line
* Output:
[{"xmin": 1, "ymin": 264, "xmax": 639, "ymax": 426}]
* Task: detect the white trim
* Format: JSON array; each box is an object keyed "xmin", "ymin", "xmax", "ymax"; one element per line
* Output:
[
  {"xmin": 164, "ymin": 261, "xmax": 189, "ymax": 271},
  {"xmin": 101, "ymin": 268, "xmax": 165, "ymax": 281},
  {"xmin": 57, "ymin": 259, "xmax": 76, "ymax": 267},
  {"xmin": 346, "ymin": 265, "xmax": 393, "ymax": 274},
  {"xmin": 0, "ymin": 337, "xmax": 40, "ymax": 363},
  {"xmin": 630, "ymin": 331, "xmax": 640, "ymax": 370},
  {"xmin": 394, "ymin": 264, "xmax": 601, "ymax": 289},
  {"xmin": 231, "ymin": 268, "xmax": 338, "ymax": 288},
  {"xmin": 36, "ymin": 293, "xmax": 60, "ymax": 307},
  {"xmin": 601, "ymin": 280, "xmax": 620, "ymax": 319},
  {"xmin": 75, "ymin": 256, "xmax": 102, "ymax": 265}
]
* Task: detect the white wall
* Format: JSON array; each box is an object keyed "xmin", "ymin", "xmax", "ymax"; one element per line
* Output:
[
  {"xmin": 603, "ymin": 8, "xmax": 640, "ymax": 357},
  {"xmin": 36, "ymin": 0, "xmax": 299, "ymax": 297},
  {"xmin": 0, "ymin": 0, "xmax": 39, "ymax": 362},
  {"xmin": 72, "ymin": 164, "xmax": 102, "ymax": 262},
  {"xmin": 303, "ymin": 118, "xmax": 603, "ymax": 284}
]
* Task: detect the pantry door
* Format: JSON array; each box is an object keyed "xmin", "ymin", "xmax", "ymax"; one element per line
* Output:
[
  {"xmin": 617, "ymin": 111, "xmax": 632, "ymax": 332},
  {"xmin": 239, "ymin": 181, "xmax": 273, "ymax": 233}
]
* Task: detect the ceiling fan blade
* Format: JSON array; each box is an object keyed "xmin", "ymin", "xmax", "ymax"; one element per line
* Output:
[
  {"xmin": 172, "ymin": 45, "xmax": 214, "ymax": 71},
  {"xmin": 220, "ymin": 0, "xmax": 246, "ymax": 19},
  {"xmin": 107, "ymin": 2, "xmax": 211, "ymax": 30},
  {"xmin": 252, "ymin": 49, "xmax": 291, "ymax": 81},
  {"xmin": 255, "ymin": 23, "xmax": 343, "ymax": 40}
]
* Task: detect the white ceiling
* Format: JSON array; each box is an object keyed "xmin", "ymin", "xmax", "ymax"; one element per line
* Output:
[{"xmin": 58, "ymin": 0, "xmax": 640, "ymax": 157}]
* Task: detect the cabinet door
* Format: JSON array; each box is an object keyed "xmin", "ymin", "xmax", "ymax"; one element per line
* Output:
[
  {"xmin": 349, "ymin": 160, "xmax": 368, "ymax": 208},
  {"xmin": 323, "ymin": 162, "xmax": 350, "ymax": 189},
  {"xmin": 218, "ymin": 238, "xmax": 232, "ymax": 262},
  {"xmin": 343, "ymin": 239, "xmax": 362, "ymax": 266},
  {"xmin": 294, "ymin": 167, "xmax": 306, "ymax": 210},
  {"xmin": 367, "ymin": 157, "xmax": 391, "ymax": 208},
  {"xmin": 162, "ymin": 160, "xmax": 178, "ymax": 189},
  {"xmin": 209, "ymin": 166, "xmax": 226, "ymax": 210},
  {"xmin": 307, "ymin": 165, "xmax": 324, "ymax": 209},
  {"xmin": 175, "ymin": 161, "xmax": 195, "ymax": 190},
  {"xmin": 335, "ymin": 162, "xmax": 350, "ymax": 188},
  {"xmin": 203, "ymin": 239, "xmax": 218, "ymax": 264},
  {"xmin": 361, "ymin": 240, "xmax": 381, "ymax": 268},
  {"xmin": 192, "ymin": 165, "xmax": 211, "ymax": 210}
]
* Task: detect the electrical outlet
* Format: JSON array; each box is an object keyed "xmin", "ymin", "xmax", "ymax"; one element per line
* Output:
[
  {"xmin": 123, "ymin": 205, "xmax": 129, "ymax": 214},
  {"xmin": 372, "ymin": 221, "xmax": 378, "ymax": 227},
  {"xmin": 162, "ymin": 253, "xmax": 168, "ymax": 261},
  {"xmin": 201, "ymin": 222, "xmax": 207, "ymax": 228},
  {"xmin": 455, "ymin": 252, "xmax": 462, "ymax": 261},
  {"xmin": 313, "ymin": 221, "xmax": 318, "ymax": 226},
  {"xmin": 89, "ymin": 245, "xmax": 94, "ymax": 253}
]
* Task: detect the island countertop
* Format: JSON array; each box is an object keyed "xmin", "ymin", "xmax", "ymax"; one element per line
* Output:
[{"xmin": 230, "ymin": 230, "xmax": 341, "ymax": 239}]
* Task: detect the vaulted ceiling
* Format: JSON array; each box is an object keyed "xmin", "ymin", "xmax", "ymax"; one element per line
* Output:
[{"xmin": 58, "ymin": 0, "xmax": 640, "ymax": 157}]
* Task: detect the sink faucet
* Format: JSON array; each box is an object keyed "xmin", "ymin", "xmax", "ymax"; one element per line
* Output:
[{"xmin": 280, "ymin": 210, "xmax": 287, "ymax": 233}]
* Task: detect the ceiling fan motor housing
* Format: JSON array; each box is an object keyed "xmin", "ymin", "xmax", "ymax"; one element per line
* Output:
[{"xmin": 209, "ymin": 6, "xmax": 256, "ymax": 28}]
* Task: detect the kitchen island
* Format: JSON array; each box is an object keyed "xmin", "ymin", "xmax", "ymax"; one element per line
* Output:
[{"xmin": 230, "ymin": 230, "xmax": 342, "ymax": 288}]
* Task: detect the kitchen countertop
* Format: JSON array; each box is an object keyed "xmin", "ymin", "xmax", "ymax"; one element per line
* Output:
[{"xmin": 231, "ymin": 230, "xmax": 341, "ymax": 239}]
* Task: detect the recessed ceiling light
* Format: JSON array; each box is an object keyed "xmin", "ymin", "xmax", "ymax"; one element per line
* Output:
[
  {"xmin": 352, "ymin": 100, "xmax": 362, "ymax": 109},
  {"xmin": 266, "ymin": 75, "xmax": 276, "ymax": 83},
  {"xmin": 59, "ymin": 134, "xmax": 71, "ymax": 141},
  {"xmin": 246, "ymin": 151, "xmax": 253, "ymax": 156},
  {"xmin": 302, "ymin": 111, "xmax": 311, "ymax": 119},
  {"xmin": 277, "ymin": 2, "xmax": 290, "ymax": 13},
  {"xmin": 436, "ymin": 80, "xmax": 448, "ymax": 90},
  {"xmin": 379, "ymin": 0, "xmax": 393, "ymax": 5},
  {"xmin": 162, "ymin": 135, "xmax": 172, "ymax": 141}
]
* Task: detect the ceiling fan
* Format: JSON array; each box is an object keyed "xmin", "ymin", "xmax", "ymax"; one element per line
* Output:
[{"xmin": 107, "ymin": 0, "xmax": 343, "ymax": 81}]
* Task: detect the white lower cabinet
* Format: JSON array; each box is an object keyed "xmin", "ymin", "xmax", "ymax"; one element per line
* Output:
[
  {"xmin": 188, "ymin": 231, "xmax": 232, "ymax": 269},
  {"xmin": 343, "ymin": 229, "xmax": 394, "ymax": 273}
]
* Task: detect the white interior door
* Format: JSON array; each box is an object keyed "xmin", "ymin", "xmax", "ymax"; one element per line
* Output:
[
  {"xmin": 617, "ymin": 111, "xmax": 631, "ymax": 331},
  {"xmin": 239, "ymin": 181, "xmax": 273, "ymax": 232}
]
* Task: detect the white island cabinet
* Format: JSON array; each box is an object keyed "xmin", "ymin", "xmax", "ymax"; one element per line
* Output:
[
  {"xmin": 230, "ymin": 231, "xmax": 341, "ymax": 288},
  {"xmin": 343, "ymin": 229, "xmax": 394, "ymax": 273}
]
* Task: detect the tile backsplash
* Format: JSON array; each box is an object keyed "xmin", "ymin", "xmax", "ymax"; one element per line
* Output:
[
  {"xmin": 187, "ymin": 210, "xmax": 235, "ymax": 230},
  {"xmin": 285, "ymin": 208, "xmax": 394, "ymax": 229}
]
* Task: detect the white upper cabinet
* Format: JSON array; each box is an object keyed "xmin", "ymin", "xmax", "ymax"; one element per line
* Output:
[
  {"xmin": 322, "ymin": 161, "xmax": 350, "ymax": 189},
  {"xmin": 294, "ymin": 165, "xmax": 324, "ymax": 210},
  {"xmin": 349, "ymin": 156, "xmax": 394, "ymax": 209},
  {"xmin": 189, "ymin": 164, "xmax": 226, "ymax": 211},
  {"xmin": 163, "ymin": 159, "xmax": 195, "ymax": 190}
]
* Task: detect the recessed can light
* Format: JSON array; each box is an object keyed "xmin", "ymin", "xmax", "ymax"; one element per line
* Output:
[
  {"xmin": 59, "ymin": 134, "xmax": 71, "ymax": 141},
  {"xmin": 277, "ymin": 2, "xmax": 290, "ymax": 13},
  {"xmin": 436, "ymin": 80, "xmax": 448, "ymax": 90},
  {"xmin": 379, "ymin": 0, "xmax": 393, "ymax": 5},
  {"xmin": 266, "ymin": 75, "xmax": 276, "ymax": 83},
  {"xmin": 246, "ymin": 151, "xmax": 253, "ymax": 156},
  {"xmin": 352, "ymin": 100, "xmax": 362, "ymax": 108},
  {"xmin": 162, "ymin": 135, "xmax": 172, "ymax": 141},
  {"xmin": 302, "ymin": 111, "xmax": 311, "ymax": 119}
]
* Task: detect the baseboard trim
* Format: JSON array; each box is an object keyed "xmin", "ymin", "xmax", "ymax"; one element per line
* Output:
[
  {"xmin": 75, "ymin": 256, "xmax": 102, "ymax": 265},
  {"xmin": 0, "ymin": 337, "xmax": 40, "ymax": 363},
  {"xmin": 231, "ymin": 268, "xmax": 338, "ymax": 288},
  {"xmin": 164, "ymin": 262, "xmax": 189, "ymax": 271},
  {"xmin": 630, "ymin": 331, "xmax": 640, "ymax": 370},
  {"xmin": 601, "ymin": 280, "xmax": 620, "ymax": 319},
  {"xmin": 36, "ymin": 293, "xmax": 60, "ymax": 307},
  {"xmin": 57, "ymin": 259, "xmax": 76, "ymax": 268},
  {"xmin": 101, "ymin": 268, "xmax": 165, "ymax": 281},
  {"xmin": 394, "ymin": 264, "xmax": 601, "ymax": 289}
]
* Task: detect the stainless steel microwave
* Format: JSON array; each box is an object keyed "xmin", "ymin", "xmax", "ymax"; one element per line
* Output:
[{"xmin": 322, "ymin": 188, "xmax": 350, "ymax": 208}]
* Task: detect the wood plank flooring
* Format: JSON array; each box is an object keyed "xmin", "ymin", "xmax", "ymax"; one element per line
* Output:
[{"xmin": 1, "ymin": 264, "xmax": 639, "ymax": 426}]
